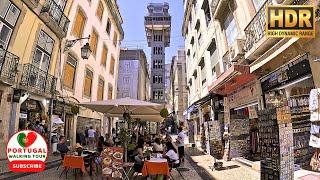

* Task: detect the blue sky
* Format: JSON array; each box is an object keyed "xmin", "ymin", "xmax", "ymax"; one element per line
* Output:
[{"xmin": 117, "ymin": 0, "xmax": 185, "ymax": 64}]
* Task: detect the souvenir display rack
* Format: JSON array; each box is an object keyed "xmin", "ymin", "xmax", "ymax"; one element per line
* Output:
[
  {"xmin": 229, "ymin": 114, "xmax": 250, "ymax": 158},
  {"xmin": 289, "ymin": 94, "xmax": 314, "ymax": 167},
  {"xmin": 259, "ymin": 107, "xmax": 294, "ymax": 180}
]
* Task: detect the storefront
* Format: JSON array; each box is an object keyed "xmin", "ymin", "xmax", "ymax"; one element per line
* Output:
[
  {"xmin": 19, "ymin": 99, "xmax": 48, "ymax": 138},
  {"xmin": 208, "ymin": 64, "xmax": 262, "ymax": 161},
  {"xmin": 259, "ymin": 53, "xmax": 316, "ymax": 174},
  {"xmin": 49, "ymin": 100, "xmax": 76, "ymax": 145}
]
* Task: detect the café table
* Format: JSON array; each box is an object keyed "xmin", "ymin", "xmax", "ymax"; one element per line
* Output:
[
  {"xmin": 142, "ymin": 158, "xmax": 170, "ymax": 177},
  {"xmin": 60, "ymin": 155, "xmax": 86, "ymax": 178}
]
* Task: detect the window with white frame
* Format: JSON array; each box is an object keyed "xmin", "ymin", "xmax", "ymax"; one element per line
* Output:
[
  {"xmin": 0, "ymin": 0, "xmax": 20, "ymax": 49},
  {"xmin": 224, "ymin": 12, "xmax": 238, "ymax": 46},
  {"xmin": 32, "ymin": 30, "xmax": 54, "ymax": 72}
]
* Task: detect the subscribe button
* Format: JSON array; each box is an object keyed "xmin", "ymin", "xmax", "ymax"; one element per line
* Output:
[{"xmin": 9, "ymin": 160, "xmax": 45, "ymax": 172}]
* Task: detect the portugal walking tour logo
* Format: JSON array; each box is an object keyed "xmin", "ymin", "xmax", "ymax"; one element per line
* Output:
[{"xmin": 6, "ymin": 130, "xmax": 48, "ymax": 172}]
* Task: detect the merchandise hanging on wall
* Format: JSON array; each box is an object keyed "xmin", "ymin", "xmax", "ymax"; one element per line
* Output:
[{"xmin": 309, "ymin": 88, "xmax": 320, "ymax": 171}]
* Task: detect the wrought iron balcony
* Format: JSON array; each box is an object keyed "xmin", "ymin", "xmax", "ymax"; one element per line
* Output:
[
  {"xmin": 40, "ymin": 0, "xmax": 70, "ymax": 39},
  {"xmin": 20, "ymin": 64, "xmax": 57, "ymax": 96},
  {"xmin": 244, "ymin": 0, "xmax": 269, "ymax": 52},
  {"xmin": 0, "ymin": 48, "xmax": 19, "ymax": 85},
  {"xmin": 244, "ymin": 0, "xmax": 312, "ymax": 53},
  {"xmin": 22, "ymin": 0, "xmax": 39, "ymax": 9}
]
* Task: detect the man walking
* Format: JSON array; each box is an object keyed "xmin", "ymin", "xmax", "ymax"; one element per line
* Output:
[
  {"xmin": 176, "ymin": 127, "xmax": 186, "ymax": 162},
  {"xmin": 87, "ymin": 126, "xmax": 96, "ymax": 150}
]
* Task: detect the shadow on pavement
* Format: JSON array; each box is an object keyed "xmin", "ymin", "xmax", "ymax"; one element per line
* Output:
[
  {"xmin": 185, "ymin": 147, "xmax": 217, "ymax": 180},
  {"xmin": 215, "ymin": 165, "xmax": 240, "ymax": 171}
]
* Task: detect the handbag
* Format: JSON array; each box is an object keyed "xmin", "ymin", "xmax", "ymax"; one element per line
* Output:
[
  {"xmin": 309, "ymin": 135, "xmax": 320, "ymax": 148},
  {"xmin": 310, "ymin": 150, "xmax": 320, "ymax": 171}
]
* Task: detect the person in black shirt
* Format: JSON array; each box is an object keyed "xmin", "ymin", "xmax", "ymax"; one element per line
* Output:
[{"xmin": 57, "ymin": 136, "xmax": 69, "ymax": 158}]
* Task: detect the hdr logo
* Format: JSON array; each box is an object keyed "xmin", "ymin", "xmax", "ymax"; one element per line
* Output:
[{"xmin": 266, "ymin": 5, "xmax": 315, "ymax": 38}]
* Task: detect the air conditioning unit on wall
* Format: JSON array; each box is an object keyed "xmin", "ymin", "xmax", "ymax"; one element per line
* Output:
[{"xmin": 229, "ymin": 39, "xmax": 245, "ymax": 63}]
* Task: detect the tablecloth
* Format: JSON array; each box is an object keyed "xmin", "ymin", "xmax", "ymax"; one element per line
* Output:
[
  {"xmin": 63, "ymin": 155, "xmax": 86, "ymax": 173},
  {"xmin": 142, "ymin": 161, "xmax": 170, "ymax": 176}
]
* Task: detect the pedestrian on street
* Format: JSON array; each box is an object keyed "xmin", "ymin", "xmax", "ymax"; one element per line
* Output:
[
  {"xmin": 87, "ymin": 126, "xmax": 96, "ymax": 150},
  {"xmin": 176, "ymin": 126, "xmax": 186, "ymax": 162}
]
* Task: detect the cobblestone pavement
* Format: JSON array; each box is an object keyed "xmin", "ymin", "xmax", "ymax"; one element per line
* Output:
[{"xmin": 185, "ymin": 148, "xmax": 260, "ymax": 180}]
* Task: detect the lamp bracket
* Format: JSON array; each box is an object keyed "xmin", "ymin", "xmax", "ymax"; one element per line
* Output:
[{"xmin": 64, "ymin": 36, "xmax": 90, "ymax": 52}]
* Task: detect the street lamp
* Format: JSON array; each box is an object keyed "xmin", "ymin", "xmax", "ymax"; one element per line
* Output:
[
  {"xmin": 80, "ymin": 43, "xmax": 91, "ymax": 59},
  {"xmin": 64, "ymin": 36, "xmax": 91, "ymax": 59}
]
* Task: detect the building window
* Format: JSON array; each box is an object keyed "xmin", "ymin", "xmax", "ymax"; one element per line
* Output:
[
  {"xmin": 97, "ymin": 78, "xmax": 104, "ymax": 100},
  {"xmin": 0, "ymin": 0, "xmax": 20, "ymax": 49},
  {"xmin": 100, "ymin": 45, "xmax": 108, "ymax": 67},
  {"xmin": 158, "ymin": 91, "xmax": 163, "ymax": 100},
  {"xmin": 199, "ymin": 58, "xmax": 206, "ymax": 85},
  {"xmin": 106, "ymin": 18, "xmax": 111, "ymax": 34},
  {"xmin": 32, "ymin": 31, "xmax": 54, "ymax": 72},
  {"xmin": 201, "ymin": 0, "xmax": 211, "ymax": 26},
  {"xmin": 84, "ymin": 68, "xmax": 93, "ymax": 97},
  {"xmin": 113, "ymin": 32, "xmax": 118, "ymax": 47},
  {"xmin": 109, "ymin": 56, "xmax": 115, "ymax": 75},
  {"xmin": 198, "ymin": 33, "xmax": 203, "ymax": 46},
  {"xmin": 63, "ymin": 55, "xmax": 77, "ymax": 89},
  {"xmin": 96, "ymin": 1, "xmax": 104, "ymax": 21},
  {"xmin": 108, "ymin": 83, "xmax": 113, "ymax": 99},
  {"xmin": 224, "ymin": 12, "xmax": 238, "ymax": 46},
  {"xmin": 72, "ymin": 8, "xmax": 86, "ymax": 38},
  {"xmin": 123, "ymin": 76, "xmax": 130, "ymax": 84},
  {"xmin": 90, "ymin": 30, "xmax": 99, "ymax": 56},
  {"xmin": 190, "ymin": 36, "xmax": 194, "ymax": 45}
]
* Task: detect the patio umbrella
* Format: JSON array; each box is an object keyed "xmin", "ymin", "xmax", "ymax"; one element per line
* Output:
[{"xmin": 79, "ymin": 97, "xmax": 164, "ymax": 122}]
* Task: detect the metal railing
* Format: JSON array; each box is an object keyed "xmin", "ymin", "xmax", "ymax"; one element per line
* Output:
[
  {"xmin": 41, "ymin": 0, "xmax": 70, "ymax": 34},
  {"xmin": 244, "ymin": 0, "xmax": 312, "ymax": 52},
  {"xmin": 20, "ymin": 63, "xmax": 56, "ymax": 96},
  {"xmin": 0, "ymin": 48, "xmax": 19, "ymax": 84}
]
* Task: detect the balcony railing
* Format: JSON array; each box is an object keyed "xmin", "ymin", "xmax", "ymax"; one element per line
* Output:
[
  {"xmin": 244, "ymin": 0, "xmax": 269, "ymax": 52},
  {"xmin": 0, "ymin": 48, "xmax": 19, "ymax": 84},
  {"xmin": 145, "ymin": 16, "xmax": 171, "ymax": 26},
  {"xmin": 40, "ymin": 0, "xmax": 70, "ymax": 38},
  {"xmin": 20, "ymin": 64, "xmax": 57, "ymax": 96},
  {"xmin": 244, "ymin": 0, "xmax": 312, "ymax": 52}
]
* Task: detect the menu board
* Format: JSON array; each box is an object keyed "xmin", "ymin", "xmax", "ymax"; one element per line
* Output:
[{"xmin": 101, "ymin": 147, "xmax": 124, "ymax": 179}]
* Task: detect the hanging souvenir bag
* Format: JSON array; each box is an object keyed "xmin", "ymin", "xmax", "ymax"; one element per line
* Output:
[
  {"xmin": 310, "ymin": 149, "xmax": 320, "ymax": 171},
  {"xmin": 310, "ymin": 89, "xmax": 320, "ymax": 122}
]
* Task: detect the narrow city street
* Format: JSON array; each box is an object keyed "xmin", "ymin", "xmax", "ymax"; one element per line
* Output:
[{"xmin": 1, "ymin": 0, "xmax": 320, "ymax": 179}]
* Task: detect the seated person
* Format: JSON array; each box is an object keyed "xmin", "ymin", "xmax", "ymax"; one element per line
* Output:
[
  {"xmin": 163, "ymin": 142, "xmax": 180, "ymax": 168},
  {"xmin": 133, "ymin": 138, "xmax": 145, "ymax": 173},
  {"xmin": 57, "ymin": 136, "xmax": 69, "ymax": 158},
  {"xmin": 152, "ymin": 138, "xmax": 163, "ymax": 153}
]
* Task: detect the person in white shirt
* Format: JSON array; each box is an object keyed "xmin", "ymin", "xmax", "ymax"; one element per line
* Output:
[
  {"xmin": 176, "ymin": 127, "xmax": 186, "ymax": 161},
  {"xmin": 152, "ymin": 138, "xmax": 164, "ymax": 153},
  {"xmin": 163, "ymin": 141, "xmax": 179, "ymax": 167},
  {"xmin": 87, "ymin": 126, "xmax": 96, "ymax": 150}
]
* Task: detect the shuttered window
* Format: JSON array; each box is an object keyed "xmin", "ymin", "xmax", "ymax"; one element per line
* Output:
[
  {"xmin": 63, "ymin": 55, "xmax": 77, "ymax": 89},
  {"xmin": 108, "ymin": 83, "xmax": 113, "ymax": 99},
  {"xmin": 97, "ymin": 78, "xmax": 104, "ymax": 100},
  {"xmin": 84, "ymin": 68, "xmax": 93, "ymax": 97},
  {"xmin": 101, "ymin": 45, "xmax": 108, "ymax": 67},
  {"xmin": 90, "ymin": 30, "xmax": 98, "ymax": 56},
  {"xmin": 109, "ymin": 56, "xmax": 115, "ymax": 75},
  {"xmin": 96, "ymin": 1, "xmax": 104, "ymax": 21},
  {"xmin": 72, "ymin": 9, "xmax": 86, "ymax": 38},
  {"xmin": 113, "ymin": 32, "xmax": 118, "ymax": 47}
]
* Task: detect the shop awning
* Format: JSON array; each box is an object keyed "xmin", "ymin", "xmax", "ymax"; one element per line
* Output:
[
  {"xmin": 250, "ymin": 38, "xmax": 299, "ymax": 73},
  {"xmin": 208, "ymin": 65, "xmax": 256, "ymax": 95},
  {"xmin": 186, "ymin": 93, "xmax": 221, "ymax": 114}
]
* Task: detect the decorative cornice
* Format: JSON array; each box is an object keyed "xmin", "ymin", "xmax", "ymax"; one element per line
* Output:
[{"xmin": 105, "ymin": 0, "xmax": 124, "ymax": 40}]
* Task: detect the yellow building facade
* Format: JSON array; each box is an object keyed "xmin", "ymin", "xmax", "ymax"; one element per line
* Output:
[{"xmin": 0, "ymin": 0, "xmax": 72, "ymax": 149}]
